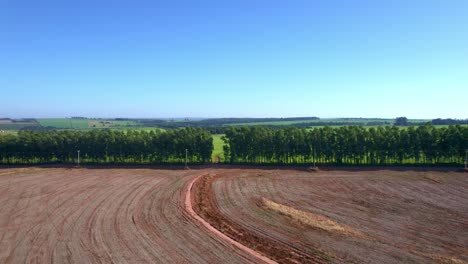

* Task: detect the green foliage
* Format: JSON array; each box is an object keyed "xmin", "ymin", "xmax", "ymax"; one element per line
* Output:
[
  {"xmin": 2, "ymin": 125, "xmax": 465, "ymax": 166},
  {"xmin": 222, "ymin": 125, "xmax": 467, "ymax": 165},
  {"xmin": 0, "ymin": 128, "xmax": 213, "ymax": 164},
  {"xmin": 395, "ymin": 117, "xmax": 409, "ymax": 126}
]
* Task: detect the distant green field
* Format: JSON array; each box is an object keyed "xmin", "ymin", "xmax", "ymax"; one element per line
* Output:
[
  {"xmin": 112, "ymin": 120, "xmax": 139, "ymax": 126},
  {"xmin": 120, "ymin": 127, "xmax": 165, "ymax": 132},
  {"xmin": 0, "ymin": 124, "xmax": 35, "ymax": 130},
  {"xmin": 0, "ymin": 119, "xmax": 39, "ymax": 130},
  {"xmin": 55, "ymin": 127, "xmax": 166, "ymax": 133},
  {"xmin": 6, "ymin": 118, "xmax": 464, "ymax": 132},
  {"xmin": 37, "ymin": 119, "xmax": 141, "ymax": 129},
  {"xmin": 38, "ymin": 119, "xmax": 89, "ymax": 129},
  {"xmin": 211, "ymin": 134, "xmax": 225, "ymax": 163},
  {"xmin": 305, "ymin": 126, "xmax": 350, "ymax": 130},
  {"xmin": 225, "ymin": 118, "xmax": 434, "ymax": 127},
  {"xmin": 226, "ymin": 118, "xmax": 397, "ymax": 126},
  {"xmin": 87, "ymin": 119, "xmax": 139, "ymax": 128},
  {"xmin": 318, "ymin": 118, "xmax": 395, "ymax": 123},
  {"xmin": 227, "ymin": 120, "xmax": 314, "ymax": 126}
]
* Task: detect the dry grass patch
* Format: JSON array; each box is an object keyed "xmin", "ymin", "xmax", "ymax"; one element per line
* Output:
[{"xmin": 261, "ymin": 197, "xmax": 363, "ymax": 237}]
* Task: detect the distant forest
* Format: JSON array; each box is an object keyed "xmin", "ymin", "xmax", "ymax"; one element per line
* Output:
[
  {"xmin": 1, "ymin": 124, "xmax": 466, "ymax": 165},
  {"xmin": 431, "ymin": 118, "xmax": 468, "ymax": 125}
]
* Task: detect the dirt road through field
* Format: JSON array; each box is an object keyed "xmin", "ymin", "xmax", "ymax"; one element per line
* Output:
[{"xmin": 185, "ymin": 174, "xmax": 276, "ymax": 264}]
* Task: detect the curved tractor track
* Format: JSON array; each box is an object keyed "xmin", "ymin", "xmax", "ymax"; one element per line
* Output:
[
  {"xmin": 1, "ymin": 167, "xmax": 466, "ymax": 264},
  {"xmin": 0, "ymin": 168, "xmax": 257, "ymax": 263}
]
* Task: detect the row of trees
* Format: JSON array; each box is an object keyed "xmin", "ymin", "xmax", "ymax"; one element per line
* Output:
[
  {"xmin": 0, "ymin": 128, "xmax": 213, "ymax": 164},
  {"xmin": 432, "ymin": 118, "xmax": 468, "ymax": 125},
  {"xmin": 222, "ymin": 125, "xmax": 467, "ymax": 165},
  {"xmin": 1, "ymin": 125, "xmax": 466, "ymax": 165}
]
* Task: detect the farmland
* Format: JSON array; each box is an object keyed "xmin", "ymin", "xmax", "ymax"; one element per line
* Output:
[
  {"xmin": 226, "ymin": 118, "xmax": 396, "ymax": 127},
  {"xmin": 37, "ymin": 119, "xmax": 139, "ymax": 129},
  {"xmin": 0, "ymin": 168, "xmax": 257, "ymax": 263},
  {"xmin": 0, "ymin": 119, "xmax": 39, "ymax": 130},
  {"xmin": 205, "ymin": 168, "xmax": 468, "ymax": 263},
  {"xmin": 0, "ymin": 167, "xmax": 466, "ymax": 263},
  {"xmin": 38, "ymin": 118, "xmax": 89, "ymax": 129},
  {"xmin": 211, "ymin": 134, "xmax": 225, "ymax": 162},
  {"xmin": 0, "ymin": 118, "xmax": 465, "ymax": 136}
]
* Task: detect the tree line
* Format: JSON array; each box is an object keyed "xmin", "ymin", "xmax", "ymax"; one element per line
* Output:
[
  {"xmin": 1, "ymin": 125, "xmax": 466, "ymax": 166},
  {"xmin": 0, "ymin": 128, "xmax": 213, "ymax": 164},
  {"xmin": 431, "ymin": 118, "xmax": 468, "ymax": 125},
  {"xmin": 222, "ymin": 125, "xmax": 467, "ymax": 165}
]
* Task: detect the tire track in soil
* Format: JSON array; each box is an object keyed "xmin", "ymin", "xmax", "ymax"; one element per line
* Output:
[
  {"xmin": 218, "ymin": 171, "xmax": 335, "ymax": 261},
  {"xmin": 0, "ymin": 168, "xmax": 255, "ymax": 264},
  {"xmin": 190, "ymin": 172, "xmax": 331, "ymax": 264},
  {"xmin": 185, "ymin": 174, "xmax": 276, "ymax": 264},
  {"xmin": 212, "ymin": 169, "xmax": 468, "ymax": 264}
]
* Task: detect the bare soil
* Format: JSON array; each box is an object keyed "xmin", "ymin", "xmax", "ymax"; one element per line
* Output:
[
  {"xmin": 211, "ymin": 169, "xmax": 468, "ymax": 264},
  {"xmin": 1, "ymin": 167, "xmax": 466, "ymax": 264},
  {"xmin": 191, "ymin": 173, "xmax": 330, "ymax": 263},
  {"xmin": 0, "ymin": 168, "xmax": 256, "ymax": 263},
  {"xmin": 185, "ymin": 174, "xmax": 276, "ymax": 264}
]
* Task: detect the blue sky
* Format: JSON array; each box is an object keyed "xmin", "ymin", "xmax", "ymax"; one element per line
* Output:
[{"xmin": 1, "ymin": 0, "xmax": 467, "ymax": 118}]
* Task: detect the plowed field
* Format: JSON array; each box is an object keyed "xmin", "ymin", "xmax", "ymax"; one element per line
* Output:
[
  {"xmin": 210, "ymin": 169, "xmax": 468, "ymax": 263},
  {"xmin": 0, "ymin": 167, "xmax": 466, "ymax": 263},
  {"xmin": 0, "ymin": 168, "xmax": 256, "ymax": 263}
]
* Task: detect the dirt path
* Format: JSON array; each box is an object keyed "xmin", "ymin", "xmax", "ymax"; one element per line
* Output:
[
  {"xmin": 0, "ymin": 168, "xmax": 256, "ymax": 263},
  {"xmin": 185, "ymin": 174, "xmax": 276, "ymax": 264}
]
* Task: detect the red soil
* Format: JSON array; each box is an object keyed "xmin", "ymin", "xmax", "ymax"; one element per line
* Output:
[
  {"xmin": 0, "ymin": 168, "xmax": 256, "ymax": 263},
  {"xmin": 1, "ymin": 167, "xmax": 466, "ymax": 264},
  {"xmin": 190, "ymin": 173, "xmax": 331, "ymax": 263},
  {"xmin": 210, "ymin": 169, "xmax": 468, "ymax": 263},
  {"xmin": 185, "ymin": 174, "xmax": 276, "ymax": 264}
]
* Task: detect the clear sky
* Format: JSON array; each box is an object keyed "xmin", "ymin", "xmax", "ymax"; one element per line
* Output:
[{"xmin": 1, "ymin": 0, "xmax": 467, "ymax": 119}]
